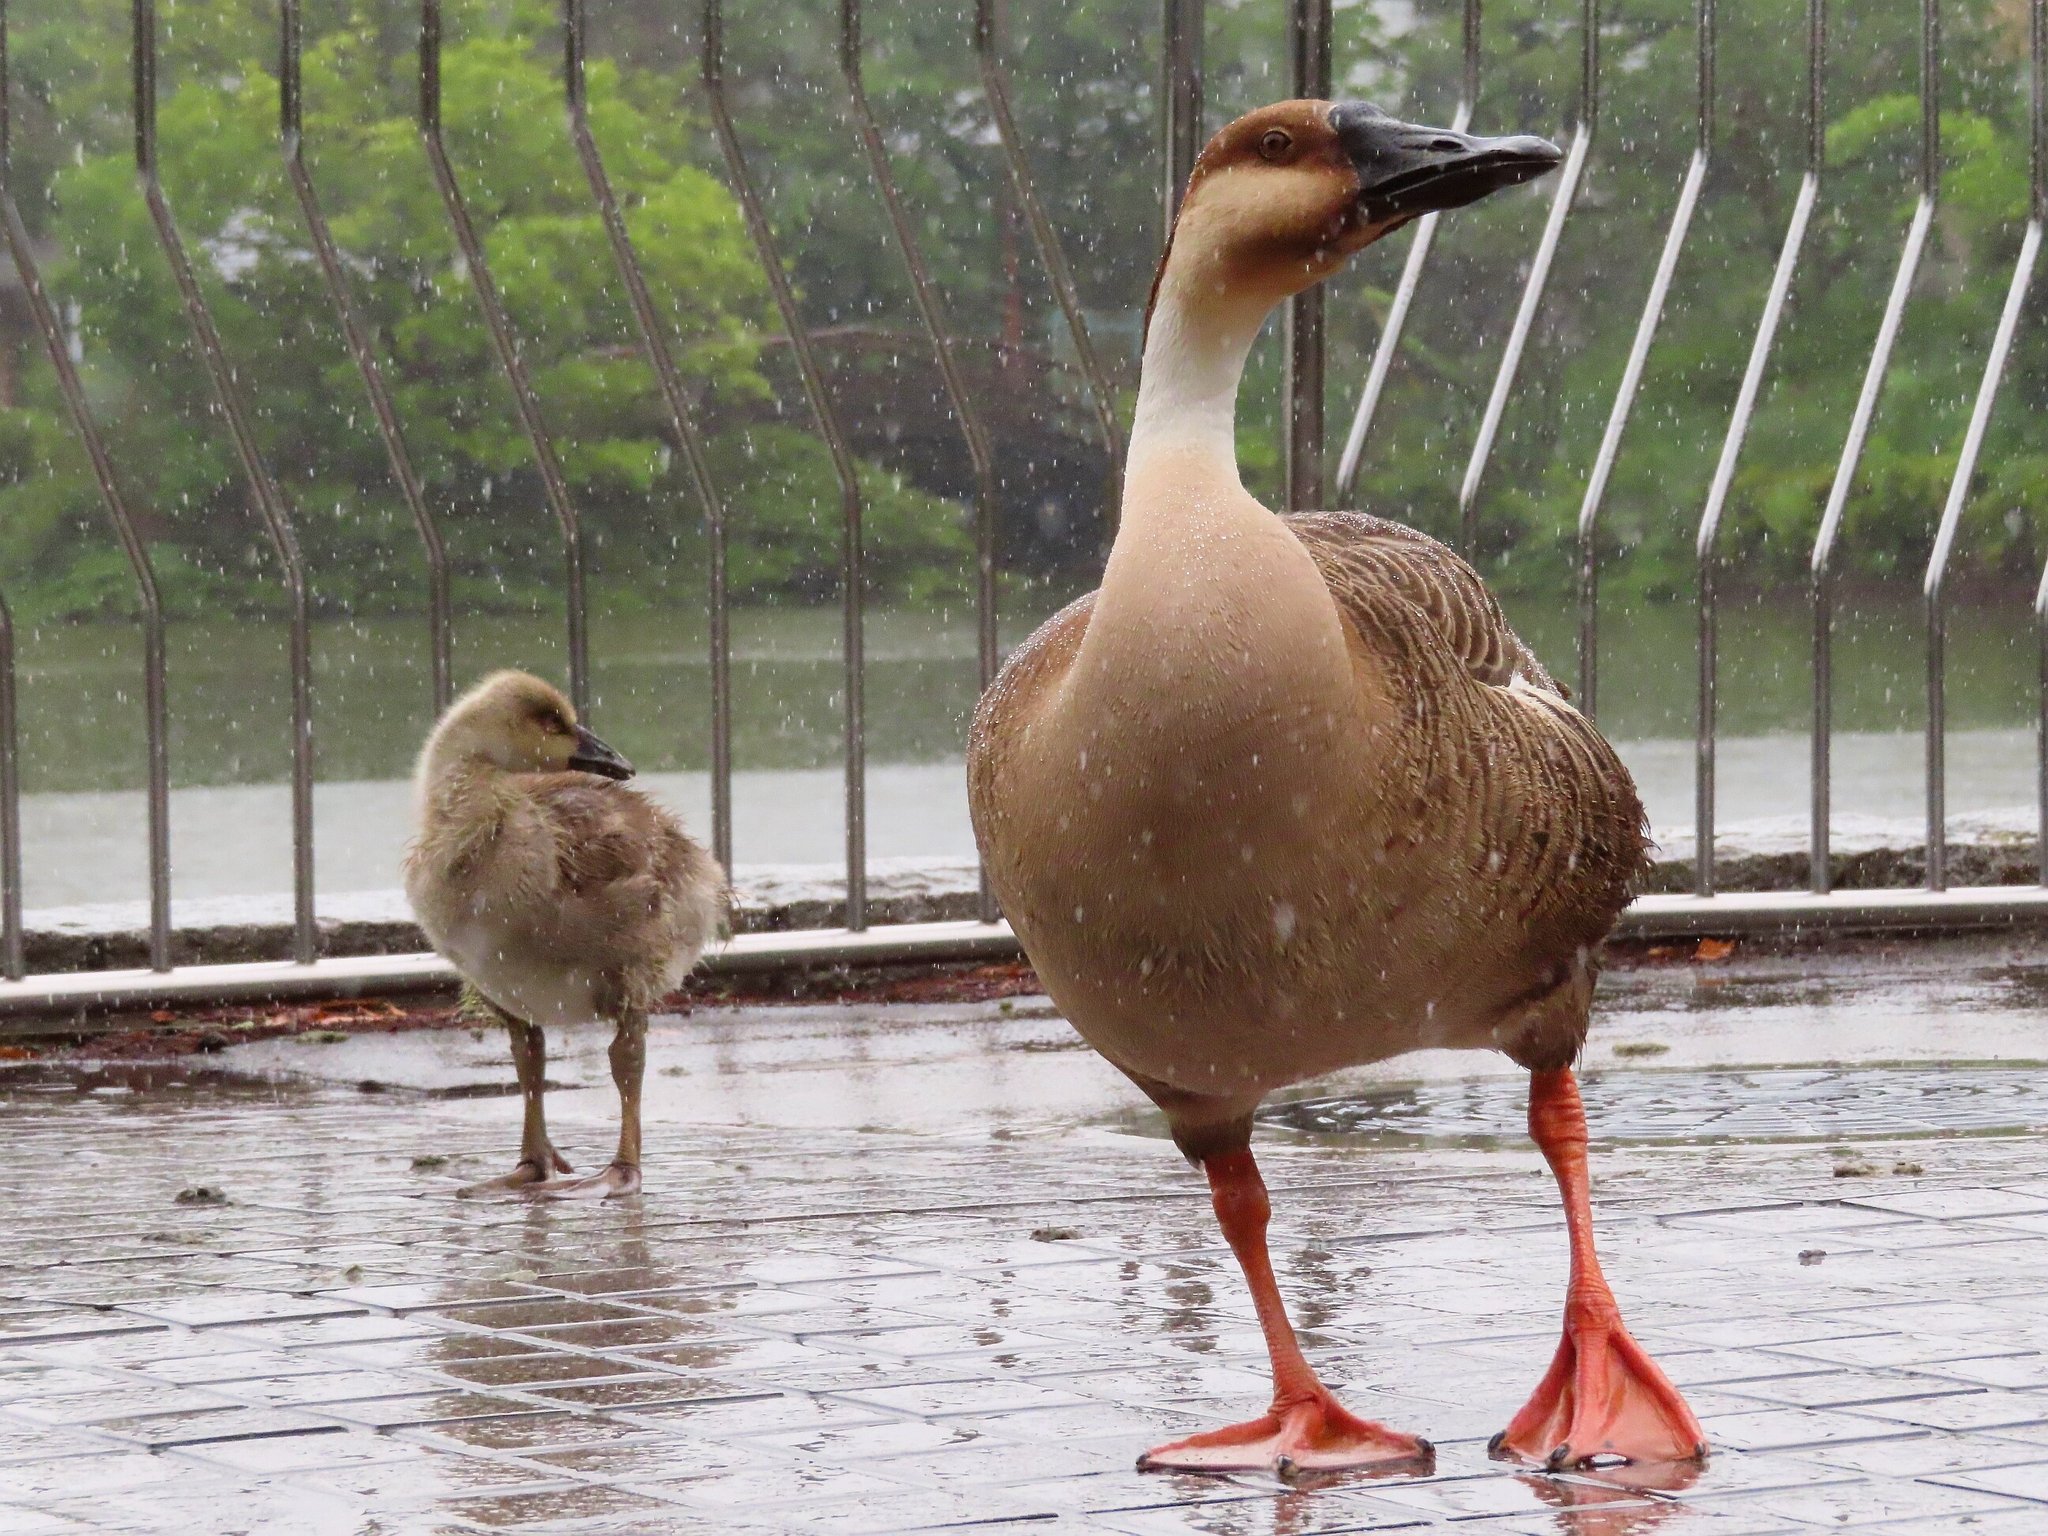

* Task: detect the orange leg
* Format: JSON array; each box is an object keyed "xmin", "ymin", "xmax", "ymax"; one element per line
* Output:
[
  {"xmin": 1139, "ymin": 1148, "xmax": 1432, "ymax": 1475},
  {"xmin": 1493, "ymin": 1068, "xmax": 1707, "ymax": 1470}
]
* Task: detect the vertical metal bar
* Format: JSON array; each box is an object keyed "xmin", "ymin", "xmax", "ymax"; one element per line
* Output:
[
  {"xmin": 838, "ymin": 0, "xmax": 999, "ymax": 923},
  {"xmin": 1946, "ymin": 0, "xmax": 2046, "ymax": 892},
  {"xmin": 0, "ymin": 25, "xmax": 17, "ymax": 980},
  {"xmin": 281, "ymin": 0, "xmax": 450, "ymax": 715},
  {"xmin": 975, "ymin": 0, "xmax": 1124, "ymax": 532},
  {"xmin": 563, "ymin": 0, "xmax": 732, "ymax": 872},
  {"xmin": 1696, "ymin": 0, "xmax": 1824, "ymax": 897},
  {"xmin": 1810, "ymin": 0, "xmax": 1937, "ymax": 895},
  {"xmin": 1574, "ymin": 0, "xmax": 1712, "ymax": 715},
  {"xmin": 703, "ymin": 0, "xmax": 866, "ymax": 928},
  {"xmin": 1457, "ymin": 0, "xmax": 1597, "ymax": 555},
  {"xmin": 2035, "ymin": 0, "xmax": 2048, "ymax": 891},
  {"xmin": 418, "ymin": 0, "xmax": 589, "ymax": 713},
  {"xmin": 1335, "ymin": 0, "xmax": 1480, "ymax": 500},
  {"xmin": 1924, "ymin": 220, "xmax": 2038, "ymax": 891},
  {"xmin": 0, "ymin": 589, "xmax": 18, "ymax": 980},
  {"xmin": 1, "ymin": 0, "xmax": 170, "ymax": 969},
  {"xmin": 1161, "ymin": 0, "xmax": 1204, "ymax": 228},
  {"xmin": 1283, "ymin": 0, "xmax": 1332, "ymax": 511},
  {"xmin": 134, "ymin": 0, "xmax": 314, "ymax": 962},
  {"xmin": 2039, "ymin": 561, "xmax": 2048, "ymax": 887}
]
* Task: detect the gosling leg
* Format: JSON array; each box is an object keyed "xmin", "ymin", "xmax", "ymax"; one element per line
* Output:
[
  {"xmin": 459, "ymin": 1005, "xmax": 574, "ymax": 1197},
  {"xmin": 538, "ymin": 1008, "xmax": 645, "ymax": 1200}
]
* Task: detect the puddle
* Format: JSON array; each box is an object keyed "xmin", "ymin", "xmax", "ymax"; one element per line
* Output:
[
  {"xmin": 0, "ymin": 1059, "xmax": 321, "ymax": 1108},
  {"xmin": 1257, "ymin": 1066, "xmax": 2048, "ymax": 1147}
]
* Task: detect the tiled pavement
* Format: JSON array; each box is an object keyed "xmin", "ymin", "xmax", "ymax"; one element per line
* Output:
[{"xmin": 5, "ymin": 1000, "xmax": 2048, "ymax": 1533}]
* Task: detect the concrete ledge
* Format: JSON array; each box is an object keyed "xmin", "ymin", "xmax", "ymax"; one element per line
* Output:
[
  {"xmin": 9, "ymin": 885, "xmax": 2048, "ymax": 1018},
  {"xmin": 15, "ymin": 857, "xmax": 993, "ymax": 975},
  {"xmin": 1617, "ymin": 885, "xmax": 2048, "ymax": 938},
  {"xmin": 0, "ymin": 920, "xmax": 1021, "ymax": 1018},
  {"xmin": 14, "ymin": 816, "xmax": 2043, "ymax": 976}
]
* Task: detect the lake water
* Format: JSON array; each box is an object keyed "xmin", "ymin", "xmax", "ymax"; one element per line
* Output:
[{"xmin": 8, "ymin": 588, "xmax": 2041, "ymax": 913}]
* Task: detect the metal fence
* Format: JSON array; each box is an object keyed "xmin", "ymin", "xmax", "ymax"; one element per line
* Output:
[{"xmin": 1, "ymin": 0, "xmax": 2046, "ymax": 1003}]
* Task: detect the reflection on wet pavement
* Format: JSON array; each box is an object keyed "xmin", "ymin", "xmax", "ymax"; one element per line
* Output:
[
  {"xmin": 4, "ymin": 980, "xmax": 2048, "ymax": 1532},
  {"xmin": 1264, "ymin": 1066, "xmax": 2048, "ymax": 1147}
]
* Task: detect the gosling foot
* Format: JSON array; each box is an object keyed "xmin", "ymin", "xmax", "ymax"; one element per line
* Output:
[
  {"xmin": 1491, "ymin": 1309, "xmax": 1706, "ymax": 1469},
  {"xmin": 532, "ymin": 1159, "xmax": 641, "ymax": 1201},
  {"xmin": 457, "ymin": 1147, "xmax": 573, "ymax": 1199},
  {"xmin": 1138, "ymin": 1387, "xmax": 1432, "ymax": 1476}
]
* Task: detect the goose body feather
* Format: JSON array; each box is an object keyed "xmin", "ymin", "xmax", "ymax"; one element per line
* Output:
[{"xmin": 968, "ymin": 509, "xmax": 1647, "ymax": 1134}]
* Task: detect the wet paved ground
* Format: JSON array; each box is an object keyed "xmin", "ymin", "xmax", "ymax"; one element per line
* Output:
[{"xmin": 5, "ymin": 938, "xmax": 2048, "ymax": 1533}]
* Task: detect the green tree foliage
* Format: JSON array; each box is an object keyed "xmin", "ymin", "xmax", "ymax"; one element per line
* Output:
[
  {"xmin": 0, "ymin": 0, "xmax": 970, "ymax": 621},
  {"xmin": 0, "ymin": 0, "xmax": 2040, "ymax": 628}
]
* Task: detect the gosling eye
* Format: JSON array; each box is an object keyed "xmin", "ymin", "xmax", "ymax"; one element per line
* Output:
[{"xmin": 1259, "ymin": 128, "xmax": 1294, "ymax": 162}]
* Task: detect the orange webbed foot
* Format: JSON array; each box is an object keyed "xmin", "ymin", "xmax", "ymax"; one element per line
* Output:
[
  {"xmin": 1139, "ymin": 1387, "xmax": 1433, "ymax": 1476},
  {"xmin": 1492, "ymin": 1314, "xmax": 1706, "ymax": 1470}
]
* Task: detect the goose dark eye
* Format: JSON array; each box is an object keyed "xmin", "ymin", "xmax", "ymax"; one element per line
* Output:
[{"xmin": 1259, "ymin": 128, "xmax": 1293, "ymax": 161}]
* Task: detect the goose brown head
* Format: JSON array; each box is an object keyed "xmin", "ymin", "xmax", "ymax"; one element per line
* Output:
[
  {"xmin": 423, "ymin": 670, "xmax": 634, "ymax": 781},
  {"xmin": 1149, "ymin": 99, "xmax": 1560, "ymax": 321}
]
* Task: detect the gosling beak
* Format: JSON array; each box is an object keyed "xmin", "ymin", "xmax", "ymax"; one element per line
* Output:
[
  {"xmin": 568, "ymin": 725, "xmax": 635, "ymax": 781},
  {"xmin": 1332, "ymin": 101, "xmax": 1562, "ymax": 224}
]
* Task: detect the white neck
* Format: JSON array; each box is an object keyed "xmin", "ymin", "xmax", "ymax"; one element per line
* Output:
[{"xmin": 1124, "ymin": 271, "xmax": 1269, "ymax": 492}]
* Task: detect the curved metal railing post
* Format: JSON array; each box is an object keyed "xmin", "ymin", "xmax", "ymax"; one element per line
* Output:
[
  {"xmin": 1694, "ymin": 0, "xmax": 1824, "ymax": 898},
  {"xmin": 282, "ymin": 0, "xmax": 450, "ymax": 715},
  {"xmin": 1936, "ymin": 0, "xmax": 2045, "ymax": 891},
  {"xmin": 0, "ymin": 589, "xmax": 18, "ymax": 979},
  {"xmin": 1922, "ymin": 245, "xmax": 2039, "ymax": 891},
  {"xmin": 1161, "ymin": 0, "xmax": 1204, "ymax": 229},
  {"xmin": 418, "ymin": 0, "xmax": 589, "ymax": 713},
  {"xmin": 702, "ymin": 0, "xmax": 867, "ymax": 928},
  {"xmin": 1809, "ymin": 0, "xmax": 1939, "ymax": 895},
  {"xmin": 838, "ymin": 0, "xmax": 1000, "ymax": 922},
  {"xmin": 1283, "ymin": 0, "xmax": 1331, "ymax": 510},
  {"xmin": 974, "ymin": 0, "xmax": 1124, "ymax": 532},
  {"xmin": 2035, "ymin": 0, "xmax": 2048, "ymax": 892},
  {"xmin": 1335, "ymin": 0, "xmax": 1479, "ymax": 502},
  {"xmin": 1456, "ymin": 0, "xmax": 1597, "ymax": 555},
  {"xmin": 563, "ymin": 0, "xmax": 732, "ymax": 873},
  {"xmin": 2039, "ymin": 557, "xmax": 2048, "ymax": 885},
  {"xmin": 2, "ymin": 0, "xmax": 172, "ymax": 970},
  {"xmin": 134, "ymin": 0, "xmax": 315, "ymax": 962},
  {"xmin": 1574, "ymin": 0, "xmax": 1712, "ymax": 717}
]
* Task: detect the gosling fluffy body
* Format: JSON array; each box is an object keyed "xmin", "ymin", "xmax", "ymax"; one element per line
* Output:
[{"xmin": 406, "ymin": 672, "xmax": 725, "ymax": 1027}]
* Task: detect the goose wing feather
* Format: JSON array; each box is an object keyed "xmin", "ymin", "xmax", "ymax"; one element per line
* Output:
[
  {"xmin": 1286, "ymin": 511, "xmax": 1559, "ymax": 693},
  {"xmin": 1285, "ymin": 511, "xmax": 1649, "ymax": 959}
]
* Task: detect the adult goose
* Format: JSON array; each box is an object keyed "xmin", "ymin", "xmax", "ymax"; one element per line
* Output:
[
  {"xmin": 406, "ymin": 671, "xmax": 726, "ymax": 1199},
  {"xmin": 967, "ymin": 101, "xmax": 1703, "ymax": 1474}
]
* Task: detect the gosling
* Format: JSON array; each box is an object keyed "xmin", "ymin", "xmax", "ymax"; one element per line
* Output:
[{"xmin": 404, "ymin": 670, "xmax": 726, "ymax": 1198}]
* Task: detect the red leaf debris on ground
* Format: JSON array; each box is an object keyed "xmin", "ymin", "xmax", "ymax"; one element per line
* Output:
[{"xmin": 18, "ymin": 960, "xmax": 1049, "ymax": 1061}]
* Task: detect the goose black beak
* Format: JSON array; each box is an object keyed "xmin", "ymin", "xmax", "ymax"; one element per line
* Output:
[
  {"xmin": 1332, "ymin": 101, "xmax": 1562, "ymax": 223},
  {"xmin": 568, "ymin": 725, "xmax": 635, "ymax": 781}
]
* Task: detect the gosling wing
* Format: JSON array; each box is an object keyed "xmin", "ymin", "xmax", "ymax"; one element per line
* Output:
[{"xmin": 517, "ymin": 775, "xmax": 725, "ymax": 952}]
